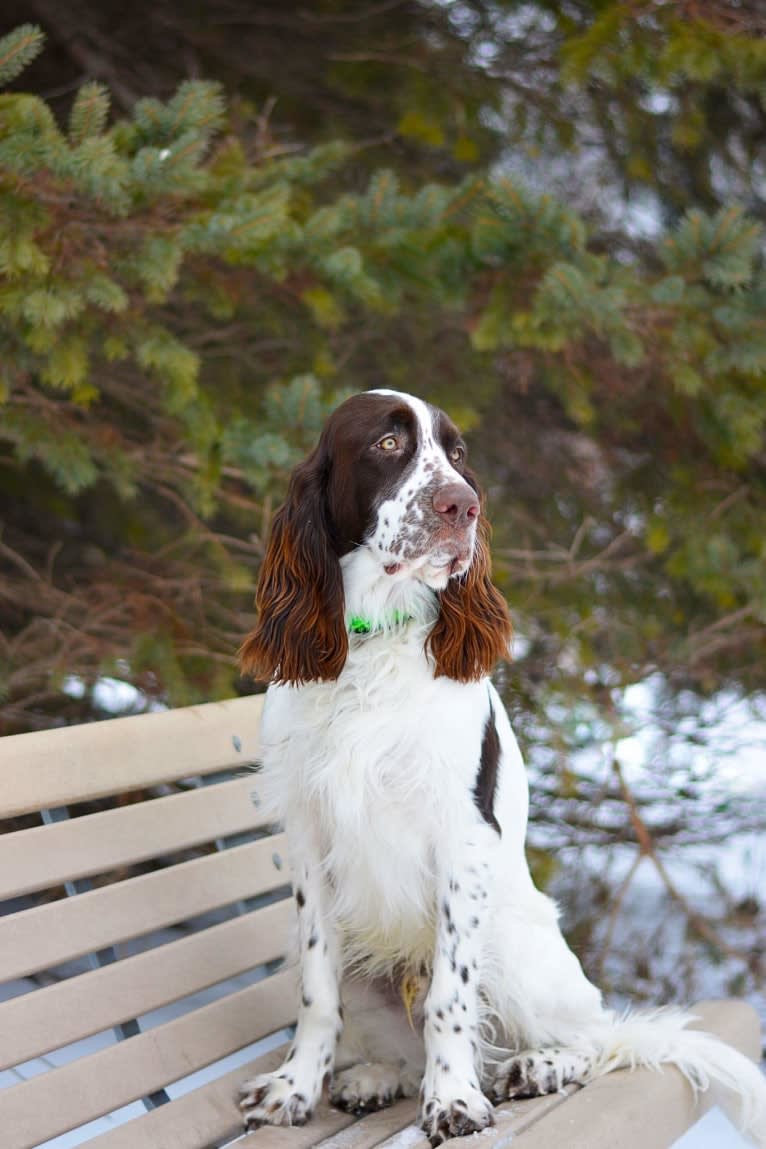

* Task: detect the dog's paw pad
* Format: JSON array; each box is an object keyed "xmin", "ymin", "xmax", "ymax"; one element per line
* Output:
[
  {"xmin": 239, "ymin": 1073, "xmax": 313, "ymax": 1129},
  {"xmin": 490, "ymin": 1048, "xmax": 593, "ymax": 1101},
  {"xmin": 420, "ymin": 1089, "xmax": 494, "ymax": 1145},
  {"xmin": 330, "ymin": 1062, "xmax": 411, "ymax": 1114}
]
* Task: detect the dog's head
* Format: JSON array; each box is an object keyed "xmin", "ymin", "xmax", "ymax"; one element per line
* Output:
[{"xmin": 240, "ymin": 391, "xmax": 512, "ymax": 684}]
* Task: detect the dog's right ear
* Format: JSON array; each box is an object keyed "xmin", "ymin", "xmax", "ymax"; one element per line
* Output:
[{"xmin": 239, "ymin": 446, "xmax": 348, "ymax": 685}]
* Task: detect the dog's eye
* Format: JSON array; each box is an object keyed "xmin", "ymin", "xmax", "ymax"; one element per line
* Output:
[
  {"xmin": 377, "ymin": 436, "xmax": 399, "ymax": 452},
  {"xmin": 450, "ymin": 445, "xmax": 465, "ymax": 464}
]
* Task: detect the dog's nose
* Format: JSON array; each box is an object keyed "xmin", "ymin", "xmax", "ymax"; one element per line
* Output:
[{"xmin": 432, "ymin": 483, "xmax": 480, "ymax": 526}]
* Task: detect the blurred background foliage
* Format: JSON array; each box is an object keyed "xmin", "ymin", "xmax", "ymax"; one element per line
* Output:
[{"xmin": 1, "ymin": 2, "xmax": 765, "ymax": 1018}]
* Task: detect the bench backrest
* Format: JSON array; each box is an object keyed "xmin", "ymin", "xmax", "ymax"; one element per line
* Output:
[{"xmin": 0, "ymin": 696, "xmax": 296, "ymax": 1149}]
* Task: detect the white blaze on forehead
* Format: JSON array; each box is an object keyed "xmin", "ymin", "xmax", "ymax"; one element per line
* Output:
[
  {"xmin": 367, "ymin": 388, "xmax": 437, "ymax": 445},
  {"xmin": 365, "ymin": 389, "xmax": 476, "ymax": 573}
]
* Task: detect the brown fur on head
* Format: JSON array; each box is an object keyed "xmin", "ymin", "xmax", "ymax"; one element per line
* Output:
[
  {"xmin": 427, "ymin": 515, "xmax": 512, "ymax": 682},
  {"xmin": 238, "ymin": 443, "xmax": 348, "ymax": 685},
  {"xmin": 239, "ymin": 392, "xmax": 512, "ymax": 686}
]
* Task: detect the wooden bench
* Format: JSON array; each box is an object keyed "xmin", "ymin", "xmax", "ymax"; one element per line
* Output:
[{"xmin": 0, "ymin": 697, "xmax": 762, "ymax": 1149}]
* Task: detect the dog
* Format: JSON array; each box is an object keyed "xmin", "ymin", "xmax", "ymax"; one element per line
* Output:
[{"xmin": 238, "ymin": 389, "xmax": 766, "ymax": 1145}]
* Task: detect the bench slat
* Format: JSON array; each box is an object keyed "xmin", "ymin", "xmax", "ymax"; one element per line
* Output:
[
  {"xmin": 0, "ymin": 898, "xmax": 295, "ymax": 1070},
  {"xmin": 1, "ymin": 968, "xmax": 297, "ymax": 1149},
  {"xmin": 0, "ymin": 695, "xmax": 264, "ymax": 818},
  {"xmin": 0, "ymin": 774, "xmax": 268, "ymax": 900},
  {"xmin": 80, "ymin": 1000, "xmax": 763, "ymax": 1149},
  {"xmin": 311, "ymin": 1101, "xmax": 420, "ymax": 1149},
  {"xmin": 239, "ymin": 1098, "xmax": 408, "ymax": 1149},
  {"xmin": 87, "ymin": 1053, "xmax": 372, "ymax": 1149},
  {"xmin": 0, "ymin": 834, "xmax": 289, "ymax": 981},
  {"xmin": 88, "ymin": 1058, "xmax": 414, "ymax": 1149},
  {"xmin": 83, "ymin": 1045, "xmax": 291, "ymax": 1149},
  {"xmin": 367, "ymin": 1093, "xmax": 575, "ymax": 1149}
]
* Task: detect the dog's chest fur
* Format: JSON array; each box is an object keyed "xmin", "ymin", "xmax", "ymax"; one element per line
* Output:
[{"xmin": 259, "ymin": 629, "xmax": 490, "ymax": 972}]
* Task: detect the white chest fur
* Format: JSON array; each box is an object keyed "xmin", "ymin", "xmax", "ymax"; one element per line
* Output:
[{"xmin": 258, "ymin": 627, "xmax": 491, "ymax": 972}]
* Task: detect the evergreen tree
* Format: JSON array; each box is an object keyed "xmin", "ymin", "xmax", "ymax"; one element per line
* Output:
[{"xmin": 1, "ymin": 16, "xmax": 765, "ymax": 742}]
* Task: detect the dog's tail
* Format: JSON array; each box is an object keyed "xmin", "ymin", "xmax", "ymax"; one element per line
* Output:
[{"xmin": 591, "ymin": 1006, "xmax": 766, "ymax": 1147}]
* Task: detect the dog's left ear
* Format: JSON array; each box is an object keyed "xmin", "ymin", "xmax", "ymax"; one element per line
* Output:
[{"xmin": 428, "ymin": 475, "xmax": 512, "ymax": 682}]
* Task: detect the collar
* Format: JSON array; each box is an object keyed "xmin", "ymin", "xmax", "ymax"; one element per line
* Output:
[{"xmin": 348, "ymin": 611, "xmax": 413, "ymax": 635}]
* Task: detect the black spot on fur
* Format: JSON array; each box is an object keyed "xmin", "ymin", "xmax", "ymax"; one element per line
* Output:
[
  {"xmin": 453, "ymin": 1024, "xmax": 462, "ymax": 1033},
  {"xmin": 302, "ymin": 993, "xmax": 313, "ymax": 1008},
  {"xmin": 507, "ymin": 1062, "xmax": 524, "ymax": 1087},
  {"xmin": 460, "ymin": 965, "xmax": 469, "ymax": 984},
  {"xmin": 473, "ymin": 699, "xmax": 501, "ymax": 835},
  {"xmin": 436, "ymin": 1009, "xmax": 444, "ymax": 1020},
  {"xmin": 308, "ymin": 931, "xmax": 318, "ymax": 949},
  {"xmin": 295, "ymin": 888, "xmax": 306, "ymax": 908}
]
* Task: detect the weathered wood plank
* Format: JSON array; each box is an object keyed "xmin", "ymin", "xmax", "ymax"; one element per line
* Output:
[
  {"xmin": 0, "ymin": 898, "xmax": 295, "ymax": 1069},
  {"xmin": 0, "ymin": 774, "xmax": 268, "ymax": 900},
  {"xmin": 0, "ymin": 834, "xmax": 289, "ymax": 980},
  {"xmin": 0, "ymin": 695, "xmax": 264, "ymax": 817},
  {"xmin": 1, "ymin": 968, "xmax": 297, "ymax": 1149}
]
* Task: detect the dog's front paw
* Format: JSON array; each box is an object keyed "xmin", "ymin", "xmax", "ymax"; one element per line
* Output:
[
  {"xmin": 419, "ymin": 1088, "xmax": 494, "ymax": 1146},
  {"xmin": 239, "ymin": 1072, "xmax": 314, "ymax": 1129}
]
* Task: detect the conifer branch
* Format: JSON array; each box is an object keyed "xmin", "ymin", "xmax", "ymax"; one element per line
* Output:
[{"xmin": 0, "ymin": 24, "xmax": 45, "ymax": 87}]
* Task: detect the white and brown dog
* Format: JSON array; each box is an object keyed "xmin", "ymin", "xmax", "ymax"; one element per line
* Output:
[{"xmin": 239, "ymin": 390, "xmax": 766, "ymax": 1146}]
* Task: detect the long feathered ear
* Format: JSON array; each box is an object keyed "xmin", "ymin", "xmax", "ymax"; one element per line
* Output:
[
  {"xmin": 428, "ymin": 513, "xmax": 512, "ymax": 683},
  {"xmin": 239, "ymin": 448, "xmax": 347, "ymax": 685}
]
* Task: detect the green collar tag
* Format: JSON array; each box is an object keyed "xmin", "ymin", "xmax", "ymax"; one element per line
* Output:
[{"xmin": 348, "ymin": 611, "xmax": 412, "ymax": 635}]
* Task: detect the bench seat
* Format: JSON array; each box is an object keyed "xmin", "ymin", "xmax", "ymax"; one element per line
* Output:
[{"xmin": 0, "ymin": 698, "xmax": 761, "ymax": 1149}]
